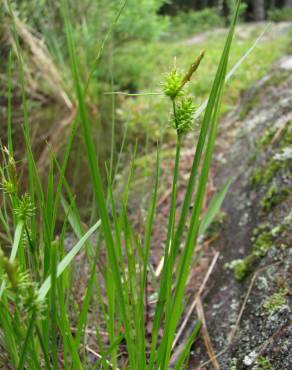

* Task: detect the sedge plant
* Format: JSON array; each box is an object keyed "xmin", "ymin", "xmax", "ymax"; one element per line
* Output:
[{"xmin": 0, "ymin": 1, "xmax": 246, "ymax": 369}]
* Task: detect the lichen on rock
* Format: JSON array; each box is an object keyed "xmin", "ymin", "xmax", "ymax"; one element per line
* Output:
[{"xmin": 191, "ymin": 60, "xmax": 292, "ymax": 370}]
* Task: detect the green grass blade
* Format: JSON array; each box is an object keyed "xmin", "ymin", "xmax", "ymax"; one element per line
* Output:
[
  {"xmin": 74, "ymin": 244, "xmax": 99, "ymax": 348},
  {"xmin": 17, "ymin": 312, "xmax": 36, "ymax": 370},
  {"xmin": 198, "ymin": 177, "xmax": 233, "ymax": 236},
  {"xmin": 173, "ymin": 321, "xmax": 202, "ymax": 370},
  {"xmin": 7, "ymin": 50, "xmax": 13, "ymax": 156},
  {"xmin": 158, "ymin": 2, "xmax": 241, "ymax": 368},
  {"xmin": 0, "ymin": 221, "xmax": 24, "ymax": 298},
  {"xmin": 49, "ymin": 240, "xmax": 58, "ymax": 370},
  {"xmin": 57, "ymin": 283, "xmax": 83, "ymax": 369},
  {"xmin": 0, "ymin": 303, "xmax": 19, "ymax": 366},
  {"xmin": 172, "ymin": 1, "xmax": 242, "ymax": 260},
  {"xmin": 38, "ymin": 220, "xmax": 101, "ymax": 300}
]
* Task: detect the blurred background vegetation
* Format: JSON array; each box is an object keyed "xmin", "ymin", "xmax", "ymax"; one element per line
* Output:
[{"xmin": 1, "ymin": 0, "xmax": 292, "ymax": 217}]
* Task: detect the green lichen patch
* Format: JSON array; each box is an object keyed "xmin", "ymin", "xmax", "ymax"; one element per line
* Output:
[
  {"xmin": 260, "ymin": 184, "xmax": 290, "ymax": 212},
  {"xmin": 262, "ymin": 288, "xmax": 289, "ymax": 315}
]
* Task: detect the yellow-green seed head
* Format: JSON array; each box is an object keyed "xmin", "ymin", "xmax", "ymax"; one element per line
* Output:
[
  {"xmin": 14, "ymin": 193, "xmax": 35, "ymax": 221},
  {"xmin": 163, "ymin": 70, "xmax": 183, "ymax": 100},
  {"xmin": 173, "ymin": 97, "xmax": 196, "ymax": 136}
]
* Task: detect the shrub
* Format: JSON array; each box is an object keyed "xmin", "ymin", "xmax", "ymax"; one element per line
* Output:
[
  {"xmin": 168, "ymin": 8, "xmax": 224, "ymax": 39},
  {"xmin": 268, "ymin": 7, "xmax": 292, "ymax": 22}
]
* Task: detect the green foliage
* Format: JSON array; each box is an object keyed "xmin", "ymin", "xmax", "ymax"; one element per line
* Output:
[
  {"xmin": 226, "ymin": 0, "xmax": 247, "ymax": 23},
  {"xmin": 1, "ymin": 1, "xmax": 287, "ymax": 368},
  {"xmin": 268, "ymin": 7, "xmax": 292, "ymax": 22},
  {"xmin": 115, "ymin": 27, "xmax": 291, "ymax": 145},
  {"xmin": 110, "ymin": 0, "xmax": 168, "ymax": 41},
  {"xmin": 169, "ymin": 8, "xmax": 224, "ymax": 39}
]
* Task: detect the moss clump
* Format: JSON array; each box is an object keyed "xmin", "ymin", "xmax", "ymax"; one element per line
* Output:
[
  {"xmin": 250, "ymin": 168, "xmax": 263, "ymax": 186},
  {"xmin": 251, "ymin": 121, "xmax": 292, "ymax": 187},
  {"xmin": 229, "ymin": 358, "xmax": 238, "ymax": 370},
  {"xmin": 256, "ymin": 127, "xmax": 277, "ymax": 149},
  {"xmin": 251, "ymin": 157, "xmax": 288, "ymax": 187},
  {"xmin": 256, "ymin": 356, "xmax": 274, "ymax": 370},
  {"xmin": 280, "ymin": 120, "xmax": 292, "ymax": 148},
  {"xmin": 252, "ymin": 229, "xmax": 274, "ymax": 257},
  {"xmin": 260, "ymin": 184, "xmax": 290, "ymax": 212},
  {"xmin": 263, "ymin": 288, "xmax": 288, "ymax": 315},
  {"xmin": 228, "ymin": 224, "xmax": 285, "ymax": 281},
  {"xmin": 255, "ymin": 120, "xmax": 292, "ymax": 152},
  {"xmin": 230, "ymin": 255, "xmax": 256, "ymax": 281}
]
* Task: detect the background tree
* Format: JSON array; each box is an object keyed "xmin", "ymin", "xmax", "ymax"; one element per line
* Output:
[
  {"xmin": 160, "ymin": 0, "xmax": 292, "ymax": 20},
  {"xmin": 253, "ymin": 0, "xmax": 265, "ymax": 21}
]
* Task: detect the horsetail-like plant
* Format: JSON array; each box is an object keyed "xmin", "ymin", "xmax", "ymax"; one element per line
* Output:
[{"xmin": 0, "ymin": 1, "xmax": 255, "ymax": 369}]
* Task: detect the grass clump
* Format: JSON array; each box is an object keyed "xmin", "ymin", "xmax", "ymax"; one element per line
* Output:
[{"xmin": 0, "ymin": 1, "xmax": 265, "ymax": 368}]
